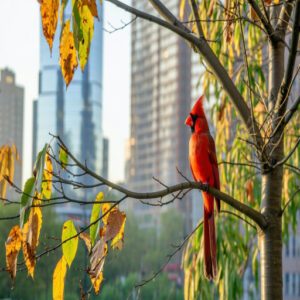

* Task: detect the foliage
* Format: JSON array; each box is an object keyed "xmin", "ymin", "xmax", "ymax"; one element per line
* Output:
[
  {"xmin": 39, "ymin": 0, "xmax": 101, "ymax": 86},
  {"xmin": 0, "ymin": 0, "xmax": 299, "ymax": 299}
]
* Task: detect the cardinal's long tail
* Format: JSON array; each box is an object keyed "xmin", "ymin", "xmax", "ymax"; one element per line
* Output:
[{"xmin": 203, "ymin": 193, "xmax": 217, "ymax": 280}]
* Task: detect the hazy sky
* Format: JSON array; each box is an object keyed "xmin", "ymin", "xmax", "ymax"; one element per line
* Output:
[{"xmin": 0, "ymin": 0, "xmax": 131, "ymax": 183}]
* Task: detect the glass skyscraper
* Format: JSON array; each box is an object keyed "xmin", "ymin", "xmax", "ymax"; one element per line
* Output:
[
  {"xmin": 35, "ymin": 5, "xmax": 104, "ymax": 198},
  {"xmin": 33, "ymin": 2, "xmax": 108, "ymax": 216}
]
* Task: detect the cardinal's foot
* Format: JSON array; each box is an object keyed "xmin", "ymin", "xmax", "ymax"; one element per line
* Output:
[{"xmin": 202, "ymin": 182, "xmax": 209, "ymax": 192}]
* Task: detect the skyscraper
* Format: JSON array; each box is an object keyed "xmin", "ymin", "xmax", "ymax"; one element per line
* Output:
[
  {"xmin": 126, "ymin": 1, "xmax": 193, "ymax": 231},
  {"xmin": 0, "ymin": 68, "xmax": 24, "ymax": 194},
  {"xmin": 35, "ymin": 5, "xmax": 105, "ymax": 190}
]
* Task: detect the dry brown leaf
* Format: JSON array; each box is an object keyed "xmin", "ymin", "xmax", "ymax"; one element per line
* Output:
[
  {"xmin": 22, "ymin": 204, "xmax": 43, "ymax": 278},
  {"xmin": 88, "ymin": 239, "xmax": 107, "ymax": 294},
  {"xmin": 40, "ymin": 0, "xmax": 59, "ymax": 51},
  {"xmin": 250, "ymin": 7, "xmax": 259, "ymax": 21},
  {"xmin": 79, "ymin": 232, "xmax": 92, "ymax": 253},
  {"xmin": 5, "ymin": 225, "xmax": 22, "ymax": 280},
  {"xmin": 59, "ymin": 20, "xmax": 78, "ymax": 86},
  {"xmin": 245, "ymin": 179, "xmax": 254, "ymax": 204},
  {"xmin": 104, "ymin": 209, "xmax": 126, "ymax": 247}
]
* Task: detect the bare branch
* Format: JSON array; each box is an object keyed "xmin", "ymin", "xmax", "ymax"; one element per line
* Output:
[
  {"xmin": 247, "ymin": 0, "xmax": 277, "ymax": 42},
  {"xmin": 273, "ymin": 136, "xmax": 300, "ymax": 168},
  {"xmin": 136, "ymin": 219, "xmax": 204, "ymax": 287},
  {"xmin": 284, "ymin": 94, "xmax": 300, "ymax": 124},
  {"xmin": 220, "ymin": 209, "xmax": 256, "ymax": 230},
  {"xmin": 285, "ymin": 163, "xmax": 300, "ymax": 175},
  {"xmin": 189, "ymin": 0, "xmax": 204, "ymax": 38},
  {"xmin": 275, "ymin": 0, "xmax": 295, "ymax": 35},
  {"xmin": 280, "ymin": 187, "xmax": 300, "ymax": 216},
  {"xmin": 55, "ymin": 136, "xmax": 267, "ymax": 229},
  {"xmin": 275, "ymin": 0, "xmax": 300, "ymax": 124}
]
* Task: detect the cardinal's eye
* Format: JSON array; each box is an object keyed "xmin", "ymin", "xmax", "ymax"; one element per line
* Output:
[{"xmin": 190, "ymin": 113, "xmax": 198, "ymax": 123}]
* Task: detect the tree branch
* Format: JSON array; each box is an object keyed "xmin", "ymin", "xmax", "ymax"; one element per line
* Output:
[
  {"xmin": 247, "ymin": 0, "xmax": 277, "ymax": 42},
  {"xmin": 106, "ymin": 0, "xmax": 265, "ymax": 160},
  {"xmin": 275, "ymin": 0, "xmax": 300, "ymax": 122},
  {"xmin": 273, "ymin": 136, "xmax": 300, "ymax": 168},
  {"xmin": 136, "ymin": 219, "xmax": 204, "ymax": 287},
  {"xmin": 275, "ymin": 0, "xmax": 295, "ymax": 35},
  {"xmin": 189, "ymin": 0, "xmax": 204, "ymax": 38},
  {"xmin": 284, "ymin": 94, "xmax": 300, "ymax": 125},
  {"xmin": 55, "ymin": 136, "xmax": 267, "ymax": 229},
  {"xmin": 280, "ymin": 187, "xmax": 300, "ymax": 216}
]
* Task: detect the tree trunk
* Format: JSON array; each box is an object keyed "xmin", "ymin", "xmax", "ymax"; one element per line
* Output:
[
  {"xmin": 260, "ymin": 5, "xmax": 285, "ymax": 297},
  {"xmin": 260, "ymin": 167, "xmax": 283, "ymax": 300}
]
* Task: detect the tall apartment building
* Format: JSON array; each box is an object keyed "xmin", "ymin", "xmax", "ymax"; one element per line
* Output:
[
  {"xmin": 34, "ymin": 3, "xmax": 106, "ymax": 212},
  {"xmin": 0, "ymin": 68, "xmax": 24, "ymax": 194},
  {"xmin": 126, "ymin": 1, "xmax": 193, "ymax": 231}
]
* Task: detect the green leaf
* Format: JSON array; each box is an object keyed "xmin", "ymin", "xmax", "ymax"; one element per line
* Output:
[
  {"xmin": 34, "ymin": 144, "xmax": 48, "ymax": 193},
  {"xmin": 90, "ymin": 192, "xmax": 104, "ymax": 246},
  {"xmin": 62, "ymin": 220, "xmax": 78, "ymax": 267},
  {"xmin": 59, "ymin": 147, "xmax": 68, "ymax": 169},
  {"xmin": 20, "ymin": 177, "xmax": 36, "ymax": 228},
  {"xmin": 72, "ymin": 0, "xmax": 94, "ymax": 71}
]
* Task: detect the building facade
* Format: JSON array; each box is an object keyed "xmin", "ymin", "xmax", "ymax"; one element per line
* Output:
[
  {"xmin": 126, "ymin": 0, "xmax": 193, "ymax": 231},
  {"xmin": 0, "ymin": 68, "xmax": 24, "ymax": 194},
  {"xmin": 35, "ymin": 6, "xmax": 104, "ymax": 184}
]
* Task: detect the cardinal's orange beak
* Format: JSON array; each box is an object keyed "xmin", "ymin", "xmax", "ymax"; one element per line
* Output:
[{"xmin": 185, "ymin": 115, "xmax": 193, "ymax": 127}]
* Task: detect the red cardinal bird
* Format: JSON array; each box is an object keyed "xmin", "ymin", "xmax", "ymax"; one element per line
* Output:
[{"xmin": 185, "ymin": 95, "xmax": 220, "ymax": 280}]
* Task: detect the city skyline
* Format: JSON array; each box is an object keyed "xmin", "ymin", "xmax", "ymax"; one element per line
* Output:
[
  {"xmin": 0, "ymin": 0, "xmax": 130, "ymax": 184},
  {"xmin": 35, "ymin": 2, "xmax": 105, "ymax": 183}
]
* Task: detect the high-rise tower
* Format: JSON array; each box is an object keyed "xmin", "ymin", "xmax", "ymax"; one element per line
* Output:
[
  {"xmin": 126, "ymin": 1, "xmax": 193, "ymax": 231},
  {"xmin": 35, "ymin": 5, "xmax": 104, "ymax": 189},
  {"xmin": 0, "ymin": 68, "xmax": 24, "ymax": 195}
]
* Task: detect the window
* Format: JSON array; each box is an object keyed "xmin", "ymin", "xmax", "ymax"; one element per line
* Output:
[
  {"xmin": 292, "ymin": 235, "xmax": 296, "ymax": 257},
  {"xmin": 285, "ymin": 273, "xmax": 290, "ymax": 296},
  {"xmin": 293, "ymin": 273, "xmax": 296, "ymax": 296},
  {"xmin": 286, "ymin": 239, "xmax": 290, "ymax": 257}
]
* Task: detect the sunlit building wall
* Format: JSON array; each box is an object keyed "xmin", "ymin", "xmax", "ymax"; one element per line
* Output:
[
  {"xmin": 127, "ymin": 1, "xmax": 193, "ymax": 231},
  {"xmin": 0, "ymin": 68, "xmax": 24, "ymax": 194}
]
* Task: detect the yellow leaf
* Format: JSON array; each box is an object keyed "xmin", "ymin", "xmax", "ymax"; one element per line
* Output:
[
  {"xmin": 5, "ymin": 225, "xmax": 22, "ymax": 280},
  {"xmin": 8, "ymin": 147, "xmax": 14, "ymax": 183},
  {"xmin": 89, "ymin": 239, "xmax": 107, "ymax": 295},
  {"xmin": 179, "ymin": 0, "xmax": 186, "ymax": 20},
  {"xmin": 83, "ymin": 0, "xmax": 98, "ymax": 18},
  {"xmin": 104, "ymin": 208, "xmax": 126, "ymax": 250},
  {"xmin": 53, "ymin": 256, "xmax": 68, "ymax": 300},
  {"xmin": 73, "ymin": 1, "xmax": 94, "ymax": 71},
  {"xmin": 22, "ymin": 205, "xmax": 43, "ymax": 278},
  {"xmin": 91, "ymin": 272, "xmax": 103, "ymax": 295},
  {"xmin": 59, "ymin": 20, "xmax": 78, "ymax": 86},
  {"xmin": 41, "ymin": 152, "xmax": 53, "ymax": 199},
  {"xmin": 79, "ymin": 232, "xmax": 91, "ymax": 253},
  {"xmin": 102, "ymin": 203, "xmax": 111, "ymax": 225},
  {"xmin": 62, "ymin": 220, "xmax": 78, "ymax": 267},
  {"xmin": 40, "ymin": 0, "xmax": 59, "ymax": 51},
  {"xmin": 90, "ymin": 192, "xmax": 104, "ymax": 246}
]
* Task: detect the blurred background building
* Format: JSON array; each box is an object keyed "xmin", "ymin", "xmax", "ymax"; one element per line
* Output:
[
  {"xmin": 33, "ymin": 3, "xmax": 108, "ymax": 216},
  {"xmin": 126, "ymin": 0, "xmax": 197, "ymax": 232},
  {"xmin": 0, "ymin": 68, "xmax": 24, "ymax": 196}
]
